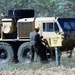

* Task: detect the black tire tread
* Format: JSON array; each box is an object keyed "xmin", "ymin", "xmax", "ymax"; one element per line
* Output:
[
  {"xmin": 8, "ymin": 9, "xmax": 34, "ymax": 18},
  {"xmin": 18, "ymin": 42, "xmax": 31, "ymax": 63},
  {"xmin": 0, "ymin": 42, "xmax": 14, "ymax": 63}
]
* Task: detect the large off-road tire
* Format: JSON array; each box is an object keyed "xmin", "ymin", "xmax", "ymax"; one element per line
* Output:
[
  {"xmin": 8, "ymin": 9, "xmax": 34, "ymax": 18},
  {"xmin": 17, "ymin": 42, "xmax": 32, "ymax": 63},
  {"xmin": 0, "ymin": 42, "xmax": 14, "ymax": 63}
]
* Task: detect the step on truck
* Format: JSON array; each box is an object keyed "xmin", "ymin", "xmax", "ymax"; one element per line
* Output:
[{"xmin": 0, "ymin": 9, "xmax": 75, "ymax": 63}]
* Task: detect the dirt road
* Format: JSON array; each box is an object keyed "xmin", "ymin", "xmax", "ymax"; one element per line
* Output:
[{"xmin": 0, "ymin": 66, "xmax": 75, "ymax": 75}]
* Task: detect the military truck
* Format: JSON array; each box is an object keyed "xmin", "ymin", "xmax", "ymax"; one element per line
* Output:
[{"xmin": 0, "ymin": 9, "xmax": 75, "ymax": 63}]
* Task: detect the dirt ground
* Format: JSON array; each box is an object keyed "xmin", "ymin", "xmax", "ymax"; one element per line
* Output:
[{"xmin": 0, "ymin": 66, "xmax": 75, "ymax": 75}]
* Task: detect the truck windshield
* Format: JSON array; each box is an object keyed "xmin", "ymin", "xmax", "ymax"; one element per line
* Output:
[
  {"xmin": 58, "ymin": 18, "xmax": 75, "ymax": 31},
  {"xmin": 43, "ymin": 22, "xmax": 59, "ymax": 32}
]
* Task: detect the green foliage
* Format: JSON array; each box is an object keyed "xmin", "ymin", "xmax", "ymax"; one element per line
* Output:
[{"xmin": 0, "ymin": 0, "xmax": 75, "ymax": 17}]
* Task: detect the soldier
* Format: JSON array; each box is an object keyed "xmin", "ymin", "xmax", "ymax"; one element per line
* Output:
[{"xmin": 30, "ymin": 26, "xmax": 48, "ymax": 63}]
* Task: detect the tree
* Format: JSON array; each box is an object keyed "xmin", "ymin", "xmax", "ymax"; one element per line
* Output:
[{"xmin": 0, "ymin": 0, "xmax": 75, "ymax": 18}]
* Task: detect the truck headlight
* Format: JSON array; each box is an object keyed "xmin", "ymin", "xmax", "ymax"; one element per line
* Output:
[
  {"xmin": 2, "ymin": 19, "xmax": 15, "ymax": 34},
  {"xmin": 2, "ymin": 25, "xmax": 11, "ymax": 34}
]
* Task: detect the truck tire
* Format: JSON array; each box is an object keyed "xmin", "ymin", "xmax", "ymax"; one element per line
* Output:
[
  {"xmin": 17, "ymin": 42, "xmax": 32, "ymax": 63},
  {"xmin": 8, "ymin": 9, "xmax": 34, "ymax": 18},
  {"xmin": 0, "ymin": 42, "xmax": 14, "ymax": 63},
  {"xmin": 14, "ymin": 9, "xmax": 34, "ymax": 18}
]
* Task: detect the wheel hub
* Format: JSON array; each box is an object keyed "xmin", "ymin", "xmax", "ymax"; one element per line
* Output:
[{"xmin": 0, "ymin": 49, "xmax": 7, "ymax": 59}]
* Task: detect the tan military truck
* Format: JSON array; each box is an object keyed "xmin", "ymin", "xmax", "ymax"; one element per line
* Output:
[{"xmin": 0, "ymin": 9, "xmax": 75, "ymax": 63}]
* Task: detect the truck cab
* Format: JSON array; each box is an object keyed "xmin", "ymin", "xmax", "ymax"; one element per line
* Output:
[{"xmin": 35, "ymin": 17, "xmax": 75, "ymax": 50}]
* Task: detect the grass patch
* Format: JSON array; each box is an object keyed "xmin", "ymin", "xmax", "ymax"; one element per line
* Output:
[
  {"xmin": 0, "ymin": 62, "xmax": 56, "ymax": 71},
  {"xmin": 61, "ymin": 50, "xmax": 75, "ymax": 67},
  {"xmin": 0, "ymin": 50, "xmax": 75, "ymax": 71}
]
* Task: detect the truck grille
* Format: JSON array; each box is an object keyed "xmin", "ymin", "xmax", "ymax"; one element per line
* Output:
[{"xmin": 17, "ymin": 22, "xmax": 34, "ymax": 38}]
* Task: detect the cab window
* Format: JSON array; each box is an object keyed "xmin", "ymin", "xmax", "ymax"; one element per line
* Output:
[
  {"xmin": 54, "ymin": 23, "xmax": 59, "ymax": 32},
  {"xmin": 43, "ymin": 23, "xmax": 59, "ymax": 32}
]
